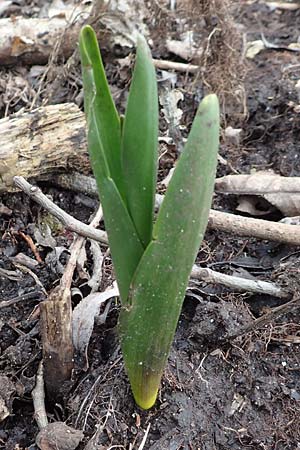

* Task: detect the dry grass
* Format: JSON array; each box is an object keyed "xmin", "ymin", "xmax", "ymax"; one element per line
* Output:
[
  {"xmin": 196, "ymin": 0, "xmax": 246, "ymax": 116},
  {"xmin": 149, "ymin": 0, "xmax": 246, "ymax": 118}
]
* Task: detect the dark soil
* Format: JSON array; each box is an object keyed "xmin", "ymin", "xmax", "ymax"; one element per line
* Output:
[{"xmin": 1, "ymin": 1, "xmax": 300, "ymax": 449}]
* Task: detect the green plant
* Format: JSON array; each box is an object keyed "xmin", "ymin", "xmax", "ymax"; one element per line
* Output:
[{"xmin": 79, "ymin": 25, "xmax": 219, "ymax": 409}]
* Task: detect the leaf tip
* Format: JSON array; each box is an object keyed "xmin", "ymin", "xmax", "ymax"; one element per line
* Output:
[
  {"xmin": 201, "ymin": 93, "xmax": 218, "ymax": 107},
  {"xmin": 136, "ymin": 34, "xmax": 152, "ymax": 59},
  {"xmin": 80, "ymin": 24, "xmax": 95, "ymax": 41}
]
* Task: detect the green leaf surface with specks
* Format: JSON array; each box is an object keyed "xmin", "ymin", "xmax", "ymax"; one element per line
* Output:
[
  {"xmin": 80, "ymin": 25, "xmax": 220, "ymax": 410},
  {"xmin": 119, "ymin": 94, "xmax": 219, "ymax": 409}
]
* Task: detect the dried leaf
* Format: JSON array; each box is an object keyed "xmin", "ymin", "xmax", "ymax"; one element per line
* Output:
[
  {"xmin": 236, "ymin": 195, "xmax": 274, "ymax": 216},
  {"xmin": 229, "ymin": 393, "xmax": 247, "ymax": 416},
  {"xmin": 161, "ymin": 167, "xmax": 175, "ymax": 187},
  {"xmin": 72, "ymin": 284, "xmax": 119, "ymax": 353},
  {"xmin": 48, "ymin": 0, "xmax": 67, "ymax": 18},
  {"xmin": 159, "ymin": 88, "xmax": 184, "ymax": 146},
  {"xmin": 41, "ymin": 0, "xmax": 91, "ymax": 21},
  {"xmin": 33, "ymin": 224, "xmax": 56, "ymax": 249},
  {"xmin": 158, "ymin": 70, "xmax": 177, "ymax": 86},
  {"xmin": 87, "ymin": 240, "xmax": 103, "ymax": 293},
  {"xmin": 76, "ymin": 245, "xmax": 88, "ymax": 280},
  {"xmin": 11, "ymin": 253, "xmax": 39, "ymax": 270},
  {"xmin": 160, "ymin": 88, "xmax": 184, "ymax": 126},
  {"xmin": 0, "ymin": 398, "xmax": 9, "ymax": 422},
  {"xmin": 246, "ymin": 40, "xmax": 265, "ymax": 59},
  {"xmin": 224, "ymin": 126, "xmax": 242, "ymax": 146},
  {"xmin": 215, "ymin": 172, "xmax": 300, "ymax": 216},
  {"xmin": 288, "ymin": 43, "xmax": 300, "ymax": 51},
  {"xmin": 45, "ymin": 246, "xmax": 69, "ymax": 275},
  {"xmin": 36, "ymin": 422, "xmax": 84, "ymax": 450},
  {"xmin": 0, "ymin": 376, "xmax": 17, "ymax": 422},
  {"xmin": 280, "ymin": 216, "xmax": 300, "ymax": 226},
  {"xmin": 0, "ymin": 203, "xmax": 12, "ymax": 215},
  {"xmin": 101, "ymin": 0, "xmax": 149, "ymax": 47}
]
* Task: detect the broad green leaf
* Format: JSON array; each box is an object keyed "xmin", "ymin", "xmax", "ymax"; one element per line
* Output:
[
  {"xmin": 79, "ymin": 25, "xmax": 125, "ymax": 200},
  {"xmin": 79, "ymin": 27, "xmax": 144, "ymax": 302},
  {"xmin": 122, "ymin": 35, "xmax": 158, "ymax": 247},
  {"xmin": 119, "ymin": 94, "xmax": 219, "ymax": 409}
]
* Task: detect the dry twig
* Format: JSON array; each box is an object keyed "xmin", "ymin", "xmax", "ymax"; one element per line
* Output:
[
  {"xmin": 18, "ymin": 231, "xmax": 43, "ymax": 263},
  {"xmin": 14, "ymin": 176, "xmax": 107, "ymax": 244},
  {"xmin": 191, "ymin": 266, "xmax": 289, "ymax": 298},
  {"xmin": 0, "ymin": 291, "xmax": 45, "ymax": 310},
  {"xmin": 13, "ymin": 176, "xmax": 293, "ymax": 299},
  {"xmin": 53, "ymin": 173, "xmax": 300, "ymax": 246},
  {"xmin": 153, "ymin": 58, "xmax": 199, "ymax": 73},
  {"xmin": 208, "ymin": 209, "xmax": 300, "ymax": 246},
  {"xmin": 226, "ymin": 294, "xmax": 300, "ymax": 341}
]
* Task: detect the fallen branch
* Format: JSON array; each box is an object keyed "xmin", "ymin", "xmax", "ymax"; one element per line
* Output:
[
  {"xmin": 0, "ymin": 104, "xmax": 89, "ymax": 193},
  {"xmin": 208, "ymin": 209, "xmax": 300, "ymax": 246},
  {"xmin": 13, "ymin": 176, "xmax": 108, "ymax": 244},
  {"xmin": 0, "ymin": 290, "xmax": 45, "ymax": 310},
  {"xmin": 13, "ymin": 176, "xmax": 289, "ymax": 299},
  {"xmin": 265, "ymin": 1, "xmax": 300, "ymax": 11},
  {"xmin": 226, "ymin": 294, "xmax": 300, "ymax": 341},
  {"xmin": 191, "ymin": 266, "xmax": 289, "ymax": 298},
  {"xmin": 54, "ymin": 173, "xmax": 300, "ymax": 247},
  {"xmin": 0, "ymin": 17, "xmax": 76, "ymax": 66},
  {"xmin": 153, "ymin": 58, "xmax": 199, "ymax": 73},
  {"xmin": 0, "ymin": 1, "xmax": 154, "ymax": 67}
]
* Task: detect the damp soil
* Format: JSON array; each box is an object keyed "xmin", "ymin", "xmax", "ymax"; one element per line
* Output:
[{"xmin": 1, "ymin": 2, "xmax": 300, "ymax": 449}]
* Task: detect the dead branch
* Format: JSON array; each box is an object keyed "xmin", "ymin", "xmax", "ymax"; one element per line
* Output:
[
  {"xmin": 52, "ymin": 173, "xmax": 300, "ymax": 247},
  {"xmin": 0, "ymin": 103, "xmax": 89, "ymax": 193},
  {"xmin": 14, "ymin": 175, "xmax": 300, "ymax": 248},
  {"xmin": 39, "ymin": 287, "xmax": 74, "ymax": 403},
  {"xmin": 0, "ymin": 17, "xmax": 80, "ymax": 66},
  {"xmin": 264, "ymin": 2, "xmax": 300, "ymax": 11},
  {"xmin": 14, "ymin": 176, "xmax": 290, "ymax": 299},
  {"xmin": 153, "ymin": 58, "xmax": 199, "ymax": 73},
  {"xmin": 226, "ymin": 294, "xmax": 300, "ymax": 341},
  {"xmin": 0, "ymin": 0, "xmax": 151, "ymax": 67},
  {"xmin": 0, "ymin": 291, "xmax": 45, "ymax": 310},
  {"xmin": 208, "ymin": 209, "xmax": 300, "ymax": 246},
  {"xmin": 191, "ymin": 266, "xmax": 289, "ymax": 298},
  {"xmin": 13, "ymin": 176, "xmax": 107, "ymax": 244}
]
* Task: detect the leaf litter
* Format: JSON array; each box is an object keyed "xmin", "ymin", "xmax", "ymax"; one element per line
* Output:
[{"xmin": 215, "ymin": 171, "xmax": 300, "ymax": 216}]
